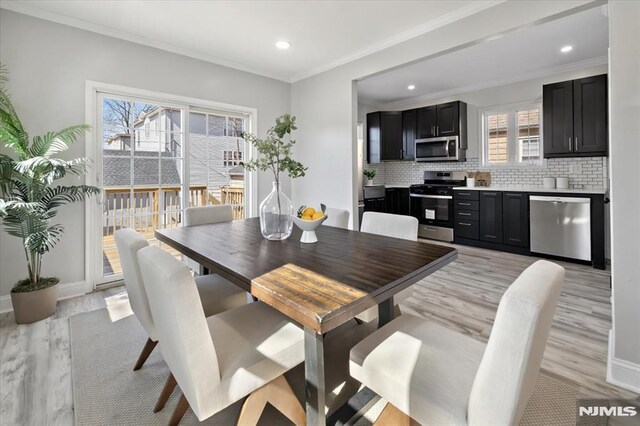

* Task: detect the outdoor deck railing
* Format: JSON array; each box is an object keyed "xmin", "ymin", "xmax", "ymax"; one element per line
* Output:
[{"xmin": 103, "ymin": 185, "xmax": 244, "ymax": 238}]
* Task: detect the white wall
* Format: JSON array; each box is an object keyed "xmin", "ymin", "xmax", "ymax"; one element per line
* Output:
[
  {"xmin": 607, "ymin": 0, "xmax": 640, "ymax": 393},
  {"xmin": 0, "ymin": 10, "xmax": 290, "ymax": 298},
  {"xmin": 290, "ymin": 0, "xmax": 598, "ymax": 230}
]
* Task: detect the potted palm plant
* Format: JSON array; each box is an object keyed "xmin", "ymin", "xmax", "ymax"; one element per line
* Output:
[{"xmin": 0, "ymin": 65, "xmax": 100, "ymax": 323}]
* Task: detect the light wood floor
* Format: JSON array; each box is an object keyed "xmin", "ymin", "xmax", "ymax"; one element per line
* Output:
[{"xmin": 0, "ymin": 243, "xmax": 637, "ymax": 425}]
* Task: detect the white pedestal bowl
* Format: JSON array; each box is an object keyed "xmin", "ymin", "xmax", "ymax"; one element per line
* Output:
[{"xmin": 292, "ymin": 215, "xmax": 328, "ymax": 244}]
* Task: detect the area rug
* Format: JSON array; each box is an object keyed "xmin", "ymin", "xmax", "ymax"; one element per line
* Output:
[{"xmin": 70, "ymin": 302, "xmax": 588, "ymax": 425}]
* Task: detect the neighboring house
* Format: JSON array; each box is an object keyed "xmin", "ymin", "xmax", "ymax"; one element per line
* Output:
[{"xmin": 103, "ymin": 107, "xmax": 246, "ymax": 230}]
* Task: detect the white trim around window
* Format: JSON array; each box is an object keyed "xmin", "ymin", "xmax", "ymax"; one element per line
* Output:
[
  {"xmin": 84, "ymin": 80, "xmax": 258, "ymax": 292},
  {"xmin": 479, "ymin": 101, "xmax": 546, "ymax": 168}
]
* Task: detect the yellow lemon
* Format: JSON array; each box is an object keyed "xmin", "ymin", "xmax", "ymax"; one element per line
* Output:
[
  {"xmin": 312, "ymin": 211, "xmax": 324, "ymax": 220},
  {"xmin": 302, "ymin": 207, "xmax": 315, "ymax": 216},
  {"xmin": 302, "ymin": 214, "xmax": 313, "ymax": 221}
]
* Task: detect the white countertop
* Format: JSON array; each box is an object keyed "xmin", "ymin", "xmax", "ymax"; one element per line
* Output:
[
  {"xmin": 384, "ymin": 184, "xmax": 410, "ymax": 189},
  {"xmin": 452, "ymin": 186, "xmax": 607, "ymax": 194}
]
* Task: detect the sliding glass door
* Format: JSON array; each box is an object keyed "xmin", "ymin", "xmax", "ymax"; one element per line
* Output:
[{"xmin": 96, "ymin": 92, "xmax": 250, "ymax": 285}]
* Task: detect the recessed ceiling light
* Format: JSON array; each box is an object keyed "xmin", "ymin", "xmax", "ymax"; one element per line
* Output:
[
  {"xmin": 276, "ymin": 40, "xmax": 291, "ymax": 50},
  {"xmin": 560, "ymin": 45, "xmax": 573, "ymax": 53},
  {"xmin": 407, "ymin": 85, "xmax": 416, "ymax": 90}
]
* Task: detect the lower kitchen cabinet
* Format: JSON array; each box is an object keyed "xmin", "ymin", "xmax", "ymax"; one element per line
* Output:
[
  {"xmin": 364, "ymin": 197, "xmax": 386, "ymax": 213},
  {"xmin": 479, "ymin": 192, "xmax": 503, "ymax": 243},
  {"xmin": 453, "ymin": 188, "xmax": 605, "ymax": 269},
  {"xmin": 385, "ymin": 188, "xmax": 410, "ymax": 215},
  {"xmin": 502, "ymin": 192, "xmax": 529, "ymax": 247}
]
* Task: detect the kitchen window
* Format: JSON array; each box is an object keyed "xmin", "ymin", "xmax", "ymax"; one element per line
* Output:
[{"xmin": 481, "ymin": 103, "xmax": 543, "ymax": 167}]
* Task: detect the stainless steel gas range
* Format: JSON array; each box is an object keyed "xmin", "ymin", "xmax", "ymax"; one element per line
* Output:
[{"xmin": 409, "ymin": 171, "xmax": 467, "ymax": 242}]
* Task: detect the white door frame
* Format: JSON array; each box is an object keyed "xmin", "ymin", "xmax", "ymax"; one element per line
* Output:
[{"xmin": 84, "ymin": 81, "xmax": 258, "ymax": 292}]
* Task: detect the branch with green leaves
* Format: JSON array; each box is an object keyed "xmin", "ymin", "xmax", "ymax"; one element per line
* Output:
[{"xmin": 240, "ymin": 114, "xmax": 307, "ymax": 184}]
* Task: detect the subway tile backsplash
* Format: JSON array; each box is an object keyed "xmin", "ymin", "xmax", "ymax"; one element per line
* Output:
[{"xmin": 366, "ymin": 157, "xmax": 608, "ymax": 189}]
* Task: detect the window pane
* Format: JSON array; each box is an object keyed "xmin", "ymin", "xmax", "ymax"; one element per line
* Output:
[
  {"xmin": 486, "ymin": 113, "xmax": 509, "ymax": 164},
  {"xmin": 189, "ymin": 112, "xmax": 206, "ymax": 135},
  {"xmin": 164, "ymin": 109, "xmax": 182, "ymax": 132},
  {"xmin": 160, "ymin": 133, "xmax": 183, "ymax": 158},
  {"xmin": 208, "ymin": 114, "xmax": 226, "ymax": 136},
  {"xmin": 227, "ymin": 117, "xmax": 244, "ymax": 137},
  {"xmin": 517, "ymin": 108, "xmax": 541, "ymax": 164}
]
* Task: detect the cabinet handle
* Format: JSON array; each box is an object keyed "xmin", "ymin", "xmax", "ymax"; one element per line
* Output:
[
  {"xmin": 459, "ymin": 192, "xmax": 471, "ymax": 196},
  {"xmin": 458, "ymin": 202, "xmax": 471, "ymax": 206},
  {"xmin": 568, "ymin": 137, "xmax": 573, "ymax": 152},
  {"xmin": 575, "ymin": 137, "xmax": 578, "ymax": 152},
  {"xmin": 436, "ymin": 125, "xmax": 439, "ymax": 136},
  {"xmin": 431, "ymin": 125, "xmax": 435, "ymax": 135},
  {"xmin": 458, "ymin": 222, "xmax": 472, "ymax": 226},
  {"xmin": 459, "ymin": 212, "xmax": 471, "ymax": 216}
]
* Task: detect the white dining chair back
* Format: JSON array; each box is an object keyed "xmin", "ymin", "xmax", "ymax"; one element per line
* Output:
[
  {"xmin": 360, "ymin": 211, "xmax": 418, "ymax": 241},
  {"xmin": 356, "ymin": 212, "xmax": 419, "ymax": 322},
  {"xmin": 467, "ymin": 260, "xmax": 564, "ymax": 425},
  {"xmin": 114, "ymin": 228, "xmax": 155, "ymax": 341},
  {"xmin": 137, "ymin": 245, "xmax": 221, "ymax": 420},
  {"xmin": 184, "ymin": 204, "xmax": 233, "ymax": 227},
  {"xmin": 323, "ymin": 208, "xmax": 350, "ymax": 229}
]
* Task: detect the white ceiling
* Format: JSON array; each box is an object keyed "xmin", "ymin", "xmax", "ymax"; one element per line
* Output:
[
  {"xmin": 0, "ymin": 0, "xmax": 501, "ymax": 82},
  {"xmin": 358, "ymin": 6, "xmax": 609, "ymax": 107}
]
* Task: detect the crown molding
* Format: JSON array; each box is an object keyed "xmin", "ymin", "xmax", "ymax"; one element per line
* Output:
[
  {"xmin": 0, "ymin": 0, "xmax": 291, "ymax": 82},
  {"xmin": 290, "ymin": 0, "xmax": 505, "ymax": 82},
  {"xmin": 375, "ymin": 55, "xmax": 608, "ymax": 110},
  {"xmin": 1, "ymin": 0, "xmax": 505, "ymax": 84}
]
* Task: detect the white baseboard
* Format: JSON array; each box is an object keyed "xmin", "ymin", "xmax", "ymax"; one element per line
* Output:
[
  {"xmin": 0, "ymin": 280, "xmax": 87, "ymax": 314},
  {"xmin": 607, "ymin": 329, "xmax": 640, "ymax": 394}
]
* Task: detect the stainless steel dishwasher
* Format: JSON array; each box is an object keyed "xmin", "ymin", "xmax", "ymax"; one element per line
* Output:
[{"xmin": 529, "ymin": 195, "xmax": 591, "ymax": 261}]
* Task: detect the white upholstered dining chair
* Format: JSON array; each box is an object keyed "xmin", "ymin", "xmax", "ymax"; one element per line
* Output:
[
  {"xmin": 114, "ymin": 228, "xmax": 247, "ymax": 371},
  {"xmin": 323, "ymin": 207, "xmax": 350, "ymax": 229},
  {"xmin": 137, "ymin": 245, "xmax": 305, "ymax": 426},
  {"xmin": 184, "ymin": 204, "xmax": 233, "ymax": 226},
  {"xmin": 356, "ymin": 212, "xmax": 420, "ymax": 323},
  {"xmin": 349, "ymin": 260, "xmax": 565, "ymax": 425},
  {"xmin": 183, "ymin": 204, "xmax": 234, "ymax": 272}
]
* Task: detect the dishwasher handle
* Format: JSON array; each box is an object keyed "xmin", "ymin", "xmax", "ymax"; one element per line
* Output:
[{"xmin": 529, "ymin": 195, "xmax": 591, "ymax": 204}]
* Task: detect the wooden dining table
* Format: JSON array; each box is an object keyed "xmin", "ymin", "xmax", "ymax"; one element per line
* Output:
[{"xmin": 155, "ymin": 217, "xmax": 457, "ymax": 426}]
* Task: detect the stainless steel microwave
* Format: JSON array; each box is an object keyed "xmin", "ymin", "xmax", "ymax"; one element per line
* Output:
[{"xmin": 415, "ymin": 136, "xmax": 466, "ymax": 162}]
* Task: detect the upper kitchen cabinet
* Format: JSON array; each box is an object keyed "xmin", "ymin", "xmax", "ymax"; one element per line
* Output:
[
  {"xmin": 416, "ymin": 105, "xmax": 437, "ymax": 138},
  {"xmin": 416, "ymin": 101, "xmax": 467, "ymax": 139},
  {"xmin": 401, "ymin": 109, "xmax": 416, "ymax": 161},
  {"xmin": 573, "ymin": 75, "xmax": 608, "ymax": 154},
  {"xmin": 436, "ymin": 101, "xmax": 461, "ymax": 136},
  {"xmin": 543, "ymin": 74, "xmax": 608, "ymax": 158},
  {"xmin": 367, "ymin": 111, "xmax": 402, "ymax": 163}
]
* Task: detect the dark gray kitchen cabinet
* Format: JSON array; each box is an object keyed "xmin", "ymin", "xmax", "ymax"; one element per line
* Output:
[
  {"xmin": 367, "ymin": 111, "xmax": 403, "ymax": 163},
  {"xmin": 543, "ymin": 80, "xmax": 573, "ymax": 156},
  {"xmin": 416, "ymin": 105, "xmax": 437, "ymax": 139},
  {"xmin": 573, "ymin": 75, "xmax": 608, "ymax": 155},
  {"xmin": 401, "ymin": 109, "xmax": 416, "ymax": 161},
  {"xmin": 543, "ymin": 74, "xmax": 607, "ymax": 158},
  {"xmin": 479, "ymin": 191, "xmax": 503, "ymax": 243},
  {"xmin": 416, "ymin": 101, "xmax": 467, "ymax": 140},
  {"xmin": 436, "ymin": 101, "xmax": 460, "ymax": 136},
  {"xmin": 385, "ymin": 188, "xmax": 410, "ymax": 215},
  {"xmin": 502, "ymin": 192, "xmax": 529, "ymax": 247},
  {"xmin": 364, "ymin": 197, "xmax": 386, "ymax": 213}
]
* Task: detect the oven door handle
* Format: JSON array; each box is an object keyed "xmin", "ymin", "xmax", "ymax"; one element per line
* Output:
[{"xmin": 409, "ymin": 194, "xmax": 453, "ymax": 199}]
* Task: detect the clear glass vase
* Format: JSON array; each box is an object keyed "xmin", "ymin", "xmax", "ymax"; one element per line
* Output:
[{"xmin": 259, "ymin": 181, "xmax": 294, "ymax": 240}]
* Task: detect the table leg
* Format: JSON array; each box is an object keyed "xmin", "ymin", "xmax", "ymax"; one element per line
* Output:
[
  {"xmin": 305, "ymin": 327, "xmax": 326, "ymax": 426},
  {"xmin": 378, "ymin": 296, "xmax": 394, "ymax": 328}
]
